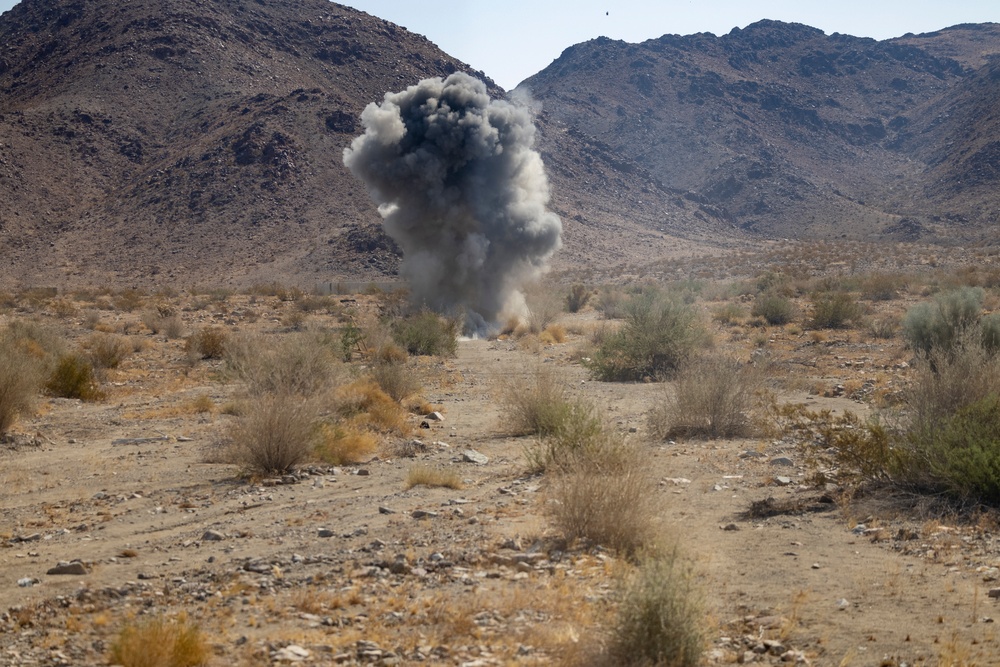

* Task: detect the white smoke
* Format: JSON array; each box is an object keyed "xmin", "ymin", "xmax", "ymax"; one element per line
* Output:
[{"xmin": 343, "ymin": 72, "xmax": 562, "ymax": 334}]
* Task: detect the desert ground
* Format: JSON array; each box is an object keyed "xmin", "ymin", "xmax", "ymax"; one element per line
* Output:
[{"xmin": 4, "ymin": 248, "xmax": 1000, "ymax": 666}]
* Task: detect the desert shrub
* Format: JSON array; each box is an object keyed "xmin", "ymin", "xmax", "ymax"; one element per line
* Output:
[
  {"xmin": 909, "ymin": 395, "xmax": 1000, "ymax": 504},
  {"xmin": 391, "ymin": 310, "xmax": 458, "ymax": 356},
  {"xmin": 750, "ymin": 290, "xmax": 794, "ymax": 325},
  {"xmin": 902, "ymin": 286, "xmax": 985, "ymax": 355},
  {"xmin": 566, "ymin": 284, "xmax": 591, "ymax": 313},
  {"xmin": 83, "ymin": 310, "xmax": 102, "ymax": 330},
  {"xmin": 809, "ymin": 291, "xmax": 863, "ymax": 329},
  {"xmin": 313, "ymin": 423, "xmax": 378, "ymax": 465},
  {"xmin": 539, "ymin": 323, "xmax": 567, "ymax": 345},
  {"xmin": 406, "ymin": 464, "xmax": 463, "ymax": 490},
  {"xmin": 861, "ymin": 273, "xmax": 903, "ymax": 301},
  {"xmin": 50, "ymin": 298, "xmax": 77, "ymax": 318},
  {"xmin": 87, "ymin": 333, "xmax": 131, "ymax": 370},
  {"xmin": 370, "ymin": 361, "xmax": 420, "ymax": 403},
  {"xmin": 525, "ymin": 288, "xmax": 564, "ymax": 333},
  {"xmin": 649, "ymin": 355, "xmax": 764, "ymax": 440},
  {"xmin": 6, "ymin": 319, "xmax": 66, "ymax": 365},
  {"xmin": 224, "ymin": 332, "xmax": 341, "ymax": 397},
  {"xmin": 906, "ymin": 334, "xmax": 1000, "ymax": 430},
  {"xmin": 547, "ymin": 441, "xmax": 656, "ymax": 557},
  {"xmin": 339, "ymin": 320, "xmax": 366, "ymax": 361},
  {"xmin": 109, "ymin": 615, "xmax": 207, "ymax": 667},
  {"xmin": 112, "ymin": 289, "xmax": 145, "ymax": 312},
  {"xmin": 981, "ymin": 313, "xmax": 1000, "ymax": 354},
  {"xmin": 523, "ymin": 401, "xmax": 610, "ymax": 474},
  {"xmin": 586, "ymin": 291, "xmax": 708, "ymax": 381},
  {"xmin": 499, "ymin": 366, "xmax": 576, "ymax": 438},
  {"xmin": 185, "ymin": 327, "xmax": 228, "ymax": 360},
  {"xmin": 227, "ymin": 394, "xmax": 318, "ymax": 474},
  {"xmin": 0, "ymin": 335, "xmax": 43, "ymax": 436},
  {"xmin": 334, "ymin": 379, "xmax": 410, "ymax": 435},
  {"xmin": 46, "ymin": 354, "xmax": 103, "ymax": 401},
  {"xmin": 711, "ymin": 302, "xmax": 745, "ymax": 326},
  {"xmin": 607, "ymin": 551, "xmax": 704, "ymax": 667},
  {"xmin": 867, "ymin": 316, "xmax": 898, "ymax": 340},
  {"xmin": 596, "ymin": 287, "xmax": 629, "ymax": 319}
]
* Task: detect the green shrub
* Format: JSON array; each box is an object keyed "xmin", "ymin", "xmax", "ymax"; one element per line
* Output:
[
  {"xmin": 860, "ymin": 273, "xmax": 903, "ymax": 301},
  {"xmin": 750, "ymin": 290, "xmax": 795, "ymax": 325},
  {"xmin": 370, "ymin": 361, "xmax": 420, "ymax": 402},
  {"xmin": 523, "ymin": 401, "xmax": 610, "ymax": 474},
  {"xmin": 586, "ymin": 291, "xmax": 708, "ymax": 381},
  {"xmin": 46, "ymin": 354, "xmax": 103, "ymax": 401},
  {"xmin": 566, "ymin": 284, "xmax": 591, "ymax": 313},
  {"xmin": 391, "ymin": 310, "xmax": 458, "ymax": 356},
  {"xmin": 608, "ymin": 551, "xmax": 704, "ymax": 667},
  {"xmin": 649, "ymin": 355, "xmax": 764, "ymax": 440},
  {"xmin": 910, "ymin": 395, "xmax": 1000, "ymax": 504},
  {"xmin": 711, "ymin": 302, "xmax": 745, "ymax": 326},
  {"xmin": 902, "ymin": 286, "xmax": 984, "ymax": 355},
  {"xmin": 906, "ymin": 333, "xmax": 1000, "ymax": 430},
  {"xmin": 809, "ymin": 291, "xmax": 863, "ymax": 329}
]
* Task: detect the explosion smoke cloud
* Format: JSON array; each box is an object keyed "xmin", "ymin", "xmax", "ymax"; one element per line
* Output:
[{"xmin": 343, "ymin": 72, "xmax": 562, "ymax": 334}]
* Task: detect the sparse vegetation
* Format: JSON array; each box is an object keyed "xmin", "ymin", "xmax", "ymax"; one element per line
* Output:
[
  {"xmin": 405, "ymin": 464, "xmax": 463, "ymax": 490},
  {"xmin": 185, "ymin": 326, "xmax": 228, "ymax": 360},
  {"xmin": 391, "ymin": 309, "xmax": 458, "ymax": 356},
  {"xmin": 108, "ymin": 615, "xmax": 207, "ymax": 667},
  {"xmin": 902, "ymin": 286, "xmax": 991, "ymax": 355},
  {"xmin": 46, "ymin": 353, "xmax": 103, "ymax": 400},
  {"xmin": 586, "ymin": 289, "xmax": 709, "ymax": 381},
  {"xmin": 224, "ymin": 332, "xmax": 341, "ymax": 397},
  {"xmin": 499, "ymin": 366, "xmax": 577, "ymax": 438},
  {"xmin": 566, "ymin": 284, "xmax": 591, "ymax": 313},
  {"xmin": 809, "ymin": 291, "xmax": 863, "ymax": 329},
  {"xmin": 86, "ymin": 332, "xmax": 132, "ymax": 370},
  {"xmin": 314, "ymin": 423, "xmax": 378, "ymax": 465},
  {"xmin": 750, "ymin": 290, "xmax": 795, "ymax": 325},
  {"xmin": 649, "ymin": 355, "xmax": 764, "ymax": 440},
  {"xmin": 606, "ymin": 550, "xmax": 704, "ymax": 667},
  {"xmin": 226, "ymin": 394, "xmax": 318, "ymax": 475},
  {"xmin": 0, "ymin": 332, "xmax": 43, "ymax": 436}
]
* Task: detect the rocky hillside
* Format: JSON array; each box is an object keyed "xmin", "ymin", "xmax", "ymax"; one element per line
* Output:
[
  {"xmin": 0, "ymin": 0, "xmax": 734, "ymax": 290},
  {"xmin": 521, "ymin": 21, "xmax": 1000, "ymax": 242}
]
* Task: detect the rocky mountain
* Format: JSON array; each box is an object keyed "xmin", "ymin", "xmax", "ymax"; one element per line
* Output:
[
  {"xmin": 0, "ymin": 0, "xmax": 733, "ymax": 290},
  {"xmin": 521, "ymin": 20, "xmax": 1000, "ymax": 243},
  {"xmin": 2, "ymin": 1, "xmax": 999, "ymax": 291}
]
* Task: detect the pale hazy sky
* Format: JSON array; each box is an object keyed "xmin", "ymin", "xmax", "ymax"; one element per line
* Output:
[{"xmin": 0, "ymin": 0, "xmax": 996, "ymax": 89}]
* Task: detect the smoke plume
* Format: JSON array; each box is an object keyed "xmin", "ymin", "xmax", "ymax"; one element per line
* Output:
[{"xmin": 343, "ymin": 72, "xmax": 562, "ymax": 334}]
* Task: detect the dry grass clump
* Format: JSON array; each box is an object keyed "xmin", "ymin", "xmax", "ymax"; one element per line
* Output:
[
  {"xmin": 498, "ymin": 366, "xmax": 577, "ymax": 438},
  {"xmin": 547, "ymin": 438, "xmax": 656, "ymax": 557},
  {"xmin": 0, "ymin": 332, "xmax": 43, "ymax": 436},
  {"xmin": 603, "ymin": 550, "xmax": 704, "ymax": 667},
  {"xmin": 224, "ymin": 331, "xmax": 342, "ymax": 397},
  {"xmin": 226, "ymin": 394, "xmax": 319, "ymax": 475},
  {"xmin": 809, "ymin": 291, "xmax": 864, "ymax": 329},
  {"xmin": 108, "ymin": 615, "xmax": 207, "ymax": 667},
  {"xmin": 185, "ymin": 326, "xmax": 228, "ymax": 360},
  {"xmin": 369, "ymin": 361, "xmax": 421, "ymax": 402},
  {"xmin": 539, "ymin": 323, "xmax": 567, "ymax": 345},
  {"xmin": 565, "ymin": 284, "xmax": 591, "ymax": 313},
  {"xmin": 750, "ymin": 290, "xmax": 795, "ymax": 325},
  {"xmin": 314, "ymin": 423, "xmax": 378, "ymax": 465},
  {"xmin": 390, "ymin": 309, "xmax": 459, "ymax": 356},
  {"xmin": 86, "ymin": 332, "xmax": 132, "ymax": 370},
  {"xmin": 649, "ymin": 355, "xmax": 765, "ymax": 440},
  {"xmin": 405, "ymin": 464, "xmax": 463, "ymax": 490},
  {"xmin": 524, "ymin": 287, "xmax": 564, "ymax": 334},
  {"xmin": 334, "ymin": 379, "xmax": 410, "ymax": 435}
]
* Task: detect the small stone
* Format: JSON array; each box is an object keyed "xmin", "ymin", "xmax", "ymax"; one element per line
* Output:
[
  {"xmin": 412, "ymin": 510, "xmax": 439, "ymax": 519},
  {"xmin": 201, "ymin": 530, "xmax": 225, "ymax": 541},
  {"xmin": 378, "ymin": 506, "xmax": 396, "ymax": 514},
  {"xmin": 426, "ymin": 411, "xmax": 445, "ymax": 421},
  {"xmin": 462, "ymin": 449, "xmax": 489, "ymax": 465},
  {"xmin": 836, "ymin": 598, "xmax": 850, "ymax": 610},
  {"xmin": 17, "ymin": 577, "xmax": 37, "ymax": 587},
  {"xmin": 47, "ymin": 561, "xmax": 88, "ymax": 575},
  {"xmin": 722, "ymin": 523, "xmax": 740, "ymax": 531},
  {"xmin": 770, "ymin": 457, "xmax": 794, "ymax": 467},
  {"xmin": 92, "ymin": 492, "xmax": 107, "ymax": 500},
  {"xmin": 273, "ymin": 644, "xmax": 310, "ymax": 662},
  {"xmin": 811, "ymin": 563, "xmax": 821, "ymax": 569},
  {"xmin": 774, "ymin": 476, "xmax": 793, "ymax": 486},
  {"xmin": 318, "ymin": 528, "xmax": 335, "ymax": 538},
  {"xmin": 988, "ymin": 588, "xmax": 1000, "ymax": 599},
  {"xmin": 356, "ymin": 468, "xmax": 370, "ymax": 476}
]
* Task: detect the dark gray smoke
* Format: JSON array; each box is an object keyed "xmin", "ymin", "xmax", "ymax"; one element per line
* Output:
[{"xmin": 343, "ymin": 72, "xmax": 562, "ymax": 334}]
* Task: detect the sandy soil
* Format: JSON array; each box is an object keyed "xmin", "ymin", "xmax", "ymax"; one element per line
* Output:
[{"xmin": 2, "ymin": 290, "xmax": 1000, "ymax": 666}]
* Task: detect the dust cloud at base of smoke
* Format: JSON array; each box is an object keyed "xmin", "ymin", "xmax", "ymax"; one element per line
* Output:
[{"xmin": 343, "ymin": 72, "xmax": 562, "ymax": 335}]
